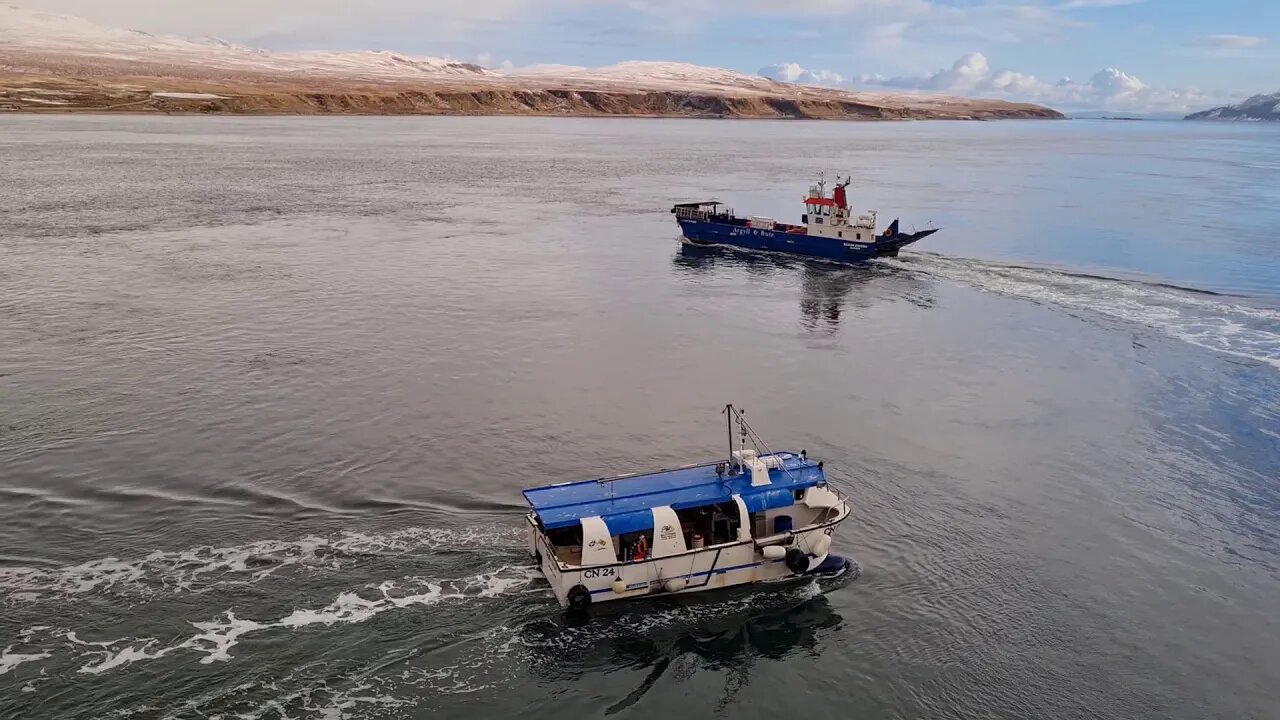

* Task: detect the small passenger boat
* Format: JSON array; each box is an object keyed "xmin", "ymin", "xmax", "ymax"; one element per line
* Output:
[
  {"xmin": 671, "ymin": 173, "xmax": 938, "ymax": 263},
  {"xmin": 523, "ymin": 405, "xmax": 853, "ymax": 611}
]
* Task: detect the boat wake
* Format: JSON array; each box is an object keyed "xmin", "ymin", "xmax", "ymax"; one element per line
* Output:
[
  {"xmin": 0, "ymin": 525, "xmax": 522, "ymax": 605},
  {"xmin": 7, "ymin": 564, "xmax": 544, "ymax": 679},
  {"xmin": 887, "ymin": 254, "xmax": 1280, "ymax": 370},
  {"xmin": 4, "ymin": 544, "xmax": 851, "ymax": 718}
]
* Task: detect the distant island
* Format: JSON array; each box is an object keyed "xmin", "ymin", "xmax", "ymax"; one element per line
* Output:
[
  {"xmin": 0, "ymin": 5, "xmax": 1062, "ymax": 121},
  {"xmin": 1186, "ymin": 93, "xmax": 1280, "ymax": 121}
]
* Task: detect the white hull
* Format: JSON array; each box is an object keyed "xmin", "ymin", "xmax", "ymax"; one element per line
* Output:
[{"xmin": 528, "ymin": 500, "xmax": 851, "ymax": 608}]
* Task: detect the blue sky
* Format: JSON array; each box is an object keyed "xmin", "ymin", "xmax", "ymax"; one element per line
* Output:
[{"xmin": 20, "ymin": 0, "xmax": 1280, "ymax": 113}]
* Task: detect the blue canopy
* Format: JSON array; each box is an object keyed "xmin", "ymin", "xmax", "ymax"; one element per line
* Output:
[{"xmin": 523, "ymin": 453, "xmax": 825, "ymax": 536}]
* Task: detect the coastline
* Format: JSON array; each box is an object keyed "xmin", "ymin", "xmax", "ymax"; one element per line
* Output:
[
  {"xmin": 0, "ymin": 76, "xmax": 1065, "ymax": 121},
  {"xmin": 0, "ymin": 107, "xmax": 1066, "ymax": 120}
]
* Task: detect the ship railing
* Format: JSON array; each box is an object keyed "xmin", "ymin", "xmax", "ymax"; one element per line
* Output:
[
  {"xmin": 674, "ymin": 207, "xmax": 710, "ymax": 220},
  {"xmin": 817, "ymin": 477, "xmax": 852, "ymax": 521}
]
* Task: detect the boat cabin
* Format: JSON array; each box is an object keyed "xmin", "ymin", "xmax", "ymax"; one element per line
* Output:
[
  {"xmin": 802, "ymin": 175, "xmax": 878, "ymax": 242},
  {"xmin": 523, "ymin": 450, "xmax": 842, "ymax": 570},
  {"xmin": 669, "ymin": 174, "xmax": 885, "ymax": 244}
]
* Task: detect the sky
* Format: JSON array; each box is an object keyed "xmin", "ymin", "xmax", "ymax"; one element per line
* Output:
[{"xmin": 14, "ymin": 0, "xmax": 1280, "ymax": 113}]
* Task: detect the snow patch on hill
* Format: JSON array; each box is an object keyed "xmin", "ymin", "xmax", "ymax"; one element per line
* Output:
[
  {"xmin": 503, "ymin": 61, "xmax": 783, "ymax": 93},
  {"xmin": 1186, "ymin": 93, "xmax": 1280, "ymax": 121},
  {"xmin": 0, "ymin": 3, "xmax": 1062, "ymax": 118},
  {"xmin": 0, "ymin": 4, "xmax": 489, "ymax": 80}
]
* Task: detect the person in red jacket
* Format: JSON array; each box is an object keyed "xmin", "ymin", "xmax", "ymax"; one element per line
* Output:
[{"xmin": 632, "ymin": 533, "xmax": 648, "ymax": 561}]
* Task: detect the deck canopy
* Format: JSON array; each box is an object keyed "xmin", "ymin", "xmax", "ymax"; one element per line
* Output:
[{"xmin": 523, "ymin": 453, "xmax": 825, "ymax": 536}]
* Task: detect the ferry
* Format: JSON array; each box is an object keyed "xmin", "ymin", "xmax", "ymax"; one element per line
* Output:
[
  {"xmin": 523, "ymin": 405, "xmax": 854, "ymax": 611},
  {"xmin": 671, "ymin": 174, "xmax": 938, "ymax": 263}
]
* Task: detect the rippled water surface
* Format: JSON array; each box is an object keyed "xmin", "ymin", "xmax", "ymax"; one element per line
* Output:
[{"xmin": 1, "ymin": 115, "xmax": 1278, "ymax": 719}]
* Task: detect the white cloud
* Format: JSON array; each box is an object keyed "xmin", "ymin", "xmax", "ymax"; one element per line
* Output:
[
  {"xmin": 1056, "ymin": 0, "xmax": 1144, "ymax": 9},
  {"xmin": 1086, "ymin": 67, "xmax": 1143, "ymax": 95},
  {"xmin": 15, "ymin": 0, "xmax": 538, "ymax": 48},
  {"xmin": 916, "ymin": 52, "xmax": 989, "ymax": 90},
  {"xmin": 858, "ymin": 52, "xmax": 1231, "ymax": 114},
  {"xmin": 1195, "ymin": 34, "xmax": 1265, "ymax": 49},
  {"xmin": 618, "ymin": 0, "xmax": 1084, "ymax": 51},
  {"xmin": 477, "ymin": 51, "xmax": 493, "ymax": 67},
  {"xmin": 758, "ymin": 63, "xmax": 846, "ymax": 86}
]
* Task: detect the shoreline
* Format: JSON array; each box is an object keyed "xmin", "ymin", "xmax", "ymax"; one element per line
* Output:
[
  {"xmin": 0, "ymin": 107, "xmax": 1066, "ymax": 121},
  {"xmin": 0, "ymin": 75, "xmax": 1065, "ymax": 122}
]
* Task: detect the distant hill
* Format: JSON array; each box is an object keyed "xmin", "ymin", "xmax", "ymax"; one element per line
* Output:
[
  {"xmin": 1185, "ymin": 93, "xmax": 1280, "ymax": 121},
  {"xmin": 0, "ymin": 4, "xmax": 1063, "ymax": 120},
  {"xmin": 1067, "ymin": 111, "xmax": 1185, "ymax": 121}
]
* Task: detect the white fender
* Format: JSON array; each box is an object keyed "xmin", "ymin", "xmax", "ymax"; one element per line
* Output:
[
  {"xmin": 664, "ymin": 579, "xmax": 687, "ymax": 593},
  {"xmin": 612, "ymin": 578, "xmax": 626, "ymax": 594},
  {"xmin": 762, "ymin": 545, "xmax": 786, "ymax": 560},
  {"xmin": 811, "ymin": 534, "xmax": 832, "ymax": 557}
]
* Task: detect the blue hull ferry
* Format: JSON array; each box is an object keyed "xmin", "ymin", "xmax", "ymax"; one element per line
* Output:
[
  {"xmin": 672, "ymin": 174, "xmax": 938, "ymax": 263},
  {"xmin": 523, "ymin": 405, "xmax": 853, "ymax": 611}
]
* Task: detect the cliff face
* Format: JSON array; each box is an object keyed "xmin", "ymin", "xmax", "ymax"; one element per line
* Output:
[
  {"xmin": 0, "ymin": 6, "xmax": 1064, "ymax": 121},
  {"xmin": 0, "ymin": 74, "xmax": 1063, "ymax": 120},
  {"xmin": 1185, "ymin": 93, "xmax": 1280, "ymax": 121}
]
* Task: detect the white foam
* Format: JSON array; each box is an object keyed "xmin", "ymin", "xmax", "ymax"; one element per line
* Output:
[
  {"xmin": 0, "ymin": 627, "xmax": 63, "ymax": 679},
  {"xmin": 18, "ymin": 625, "xmax": 52, "ymax": 640},
  {"xmin": 20, "ymin": 669, "xmax": 48, "ymax": 694},
  {"xmin": 1, "ymin": 525, "xmax": 519, "ymax": 604},
  {"xmin": 155, "ymin": 674, "xmax": 412, "ymax": 720},
  {"xmin": 86, "ymin": 573, "xmax": 829, "ymax": 717},
  {"xmin": 278, "ymin": 590, "xmax": 401, "ymax": 629},
  {"xmin": 72, "ymin": 565, "xmax": 539, "ymax": 674},
  {"xmin": 78, "ymin": 640, "xmax": 172, "ymax": 674},
  {"xmin": 67, "ymin": 630, "xmax": 119, "ymax": 647},
  {"xmin": 890, "ymin": 255, "xmax": 1280, "ymax": 370},
  {"xmin": 0, "ymin": 646, "xmax": 52, "ymax": 676}
]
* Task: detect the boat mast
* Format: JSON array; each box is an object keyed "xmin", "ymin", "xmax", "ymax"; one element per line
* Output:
[{"xmin": 723, "ymin": 403, "xmax": 735, "ymax": 473}]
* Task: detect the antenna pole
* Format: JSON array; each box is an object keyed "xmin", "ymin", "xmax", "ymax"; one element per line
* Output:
[{"xmin": 724, "ymin": 403, "xmax": 734, "ymax": 468}]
